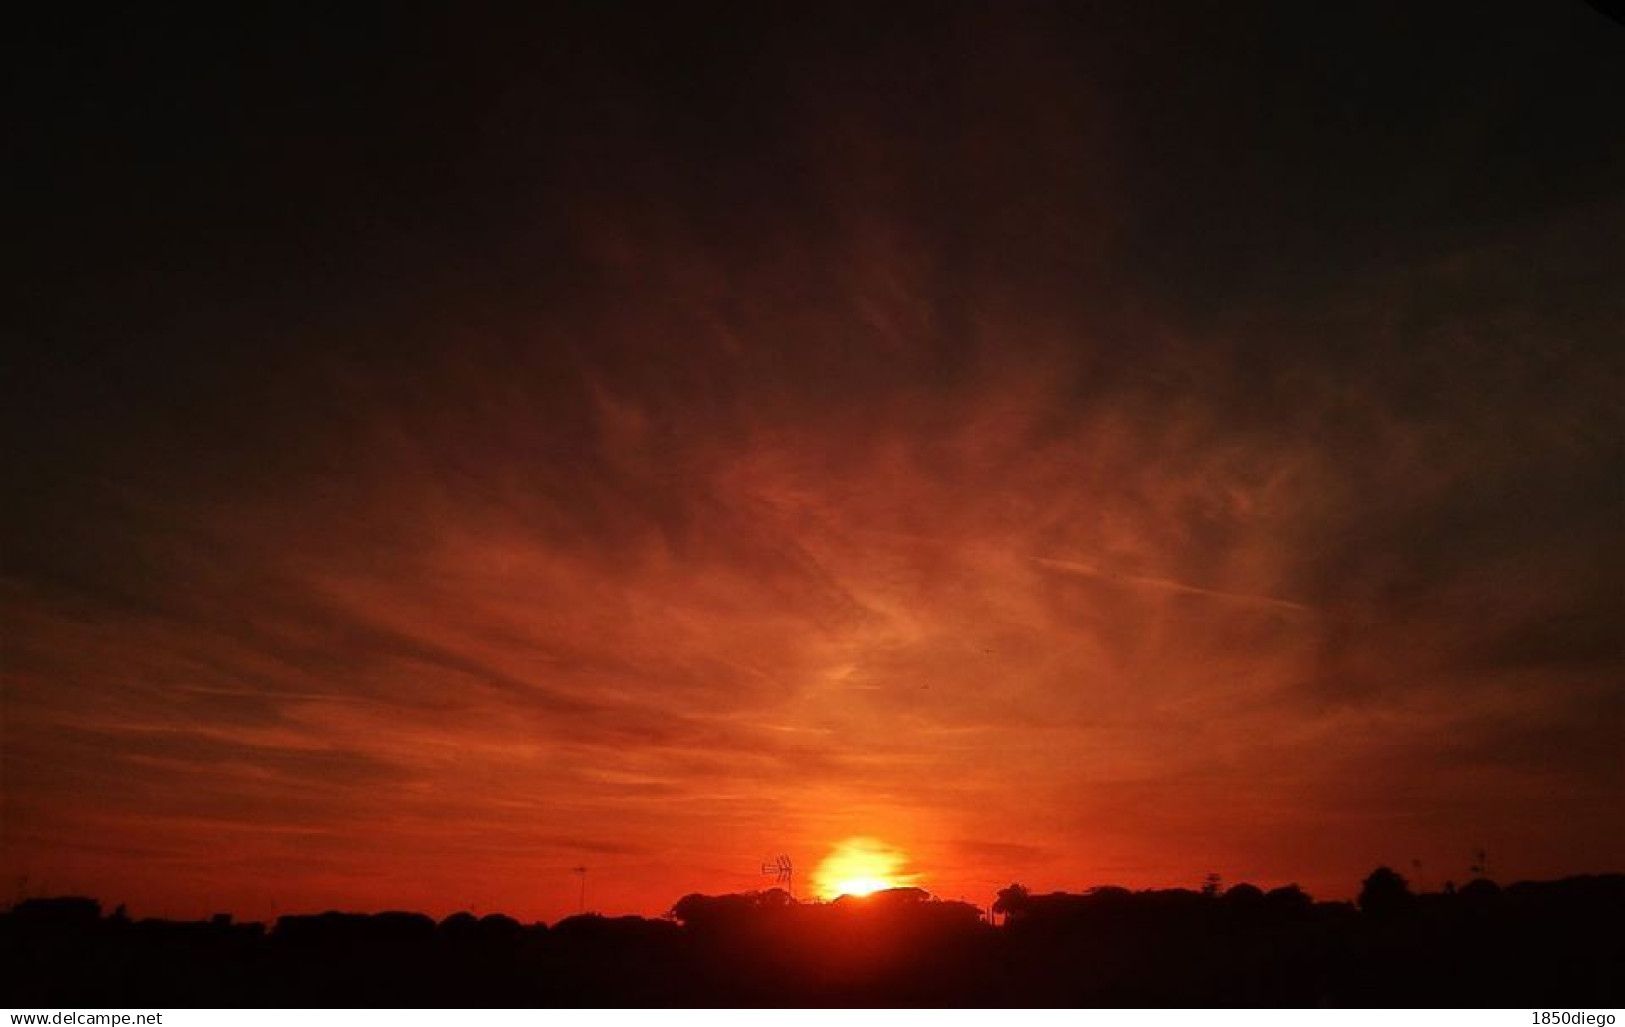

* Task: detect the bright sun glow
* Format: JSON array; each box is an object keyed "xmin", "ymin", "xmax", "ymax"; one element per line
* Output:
[{"xmin": 811, "ymin": 836, "xmax": 919, "ymax": 900}]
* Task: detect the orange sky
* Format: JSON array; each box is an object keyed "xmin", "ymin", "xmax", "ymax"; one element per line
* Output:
[{"xmin": 6, "ymin": 4, "xmax": 1622, "ymax": 923}]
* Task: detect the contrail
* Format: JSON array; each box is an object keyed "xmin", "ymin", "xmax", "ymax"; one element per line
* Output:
[
  {"xmin": 839, "ymin": 525, "xmax": 1314, "ymax": 614},
  {"xmin": 1030, "ymin": 556, "xmax": 1313, "ymax": 614}
]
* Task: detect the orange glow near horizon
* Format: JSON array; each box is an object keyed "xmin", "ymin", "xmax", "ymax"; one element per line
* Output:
[{"xmin": 812, "ymin": 837, "xmax": 919, "ymax": 900}]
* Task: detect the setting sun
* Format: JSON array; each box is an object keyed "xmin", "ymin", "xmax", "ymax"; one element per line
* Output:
[{"xmin": 811, "ymin": 837, "xmax": 920, "ymax": 900}]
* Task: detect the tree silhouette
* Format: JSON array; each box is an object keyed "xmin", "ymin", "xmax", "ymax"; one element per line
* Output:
[
  {"xmin": 5, "ymin": 872, "xmax": 1623, "ymax": 1005},
  {"xmin": 1222, "ymin": 882, "xmax": 1264, "ymax": 905},
  {"xmin": 992, "ymin": 883, "xmax": 1029, "ymax": 922},
  {"xmin": 1263, "ymin": 884, "xmax": 1312, "ymax": 915},
  {"xmin": 1358, "ymin": 866, "xmax": 1415, "ymax": 917}
]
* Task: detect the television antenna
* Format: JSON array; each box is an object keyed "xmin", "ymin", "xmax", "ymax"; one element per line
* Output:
[
  {"xmin": 761, "ymin": 854, "xmax": 793, "ymax": 898},
  {"xmin": 571, "ymin": 866, "xmax": 588, "ymax": 912}
]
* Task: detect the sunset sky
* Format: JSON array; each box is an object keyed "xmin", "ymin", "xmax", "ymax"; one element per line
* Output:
[{"xmin": 7, "ymin": 4, "xmax": 1623, "ymax": 923}]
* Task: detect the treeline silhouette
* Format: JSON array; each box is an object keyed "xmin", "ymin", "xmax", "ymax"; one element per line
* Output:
[{"xmin": 4, "ymin": 869, "xmax": 1620, "ymax": 1006}]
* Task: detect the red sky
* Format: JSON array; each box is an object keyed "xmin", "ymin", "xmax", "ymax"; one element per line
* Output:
[{"xmin": 6, "ymin": 4, "xmax": 1623, "ymax": 923}]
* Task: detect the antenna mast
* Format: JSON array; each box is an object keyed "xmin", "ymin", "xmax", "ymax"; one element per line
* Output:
[
  {"xmin": 760, "ymin": 854, "xmax": 793, "ymax": 899},
  {"xmin": 571, "ymin": 866, "xmax": 588, "ymax": 913}
]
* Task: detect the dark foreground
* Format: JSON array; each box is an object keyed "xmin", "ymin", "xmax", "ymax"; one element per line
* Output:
[{"xmin": 5, "ymin": 871, "xmax": 1621, "ymax": 1007}]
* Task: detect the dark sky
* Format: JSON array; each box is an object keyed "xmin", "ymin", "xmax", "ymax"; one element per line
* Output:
[{"xmin": 6, "ymin": 3, "xmax": 1623, "ymax": 921}]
